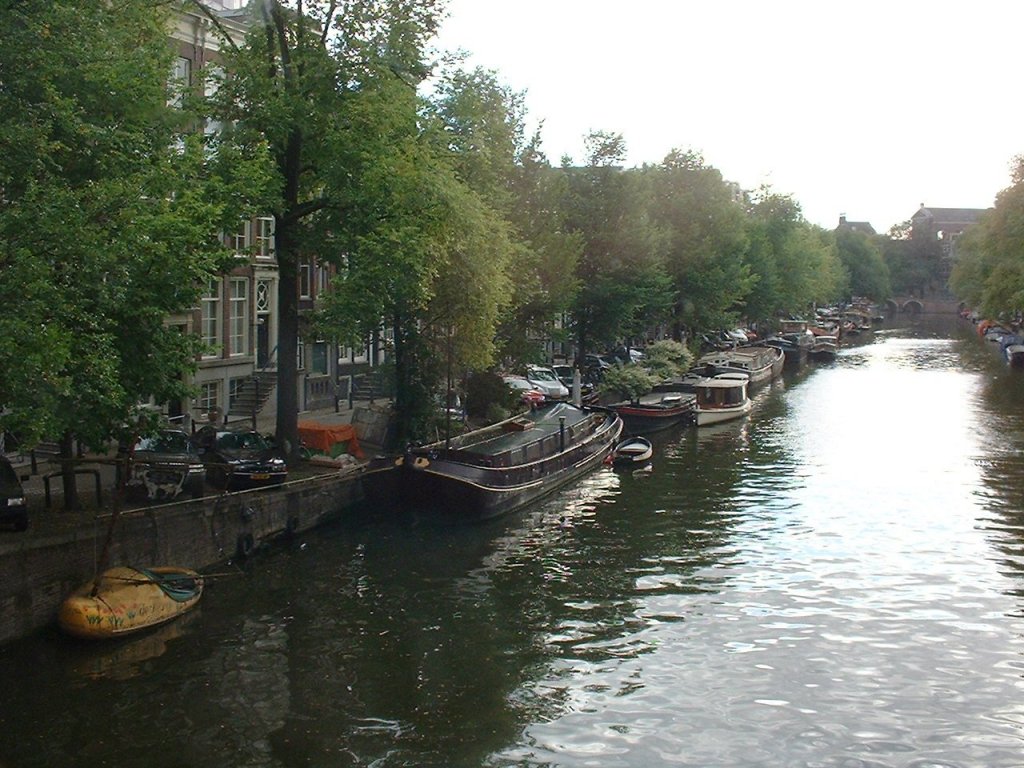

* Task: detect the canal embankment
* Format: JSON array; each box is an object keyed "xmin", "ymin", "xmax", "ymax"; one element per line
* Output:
[{"xmin": 0, "ymin": 403, "xmax": 393, "ymax": 645}]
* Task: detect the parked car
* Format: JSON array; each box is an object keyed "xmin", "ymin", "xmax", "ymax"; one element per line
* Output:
[
  {"xmin": 552, "ymin": 365, "xmax": 596, "ymax": 397},
  {"xmin": 128, "ymin": 429, "xmax": 206, "ymax": 501},
  {"xmin": 585, "ymin": 353, "xmax": 614, "ymax": 371},
  {"xmin": 525, "ymin": 365, "xmax": 570, "ymax": 400},
  {"xmin": 0, "ymin": 457, "xmax": 27, "ymax": 531},
  {"xmin": 193, "ymin": 428, "xmax": 288, "ymax": 490},
  {"xmin": 502, "ymin": 376, "xmax": 546, "ymax": 409}
]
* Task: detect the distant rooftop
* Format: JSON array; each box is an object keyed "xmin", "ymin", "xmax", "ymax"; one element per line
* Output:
[
  {"xmin": 836, "ymin": 214, "xmax": 876, "ymax": 235},
  {"xmin": 911, "ymin": 205, "xmax": 987, "ymax": 225}
]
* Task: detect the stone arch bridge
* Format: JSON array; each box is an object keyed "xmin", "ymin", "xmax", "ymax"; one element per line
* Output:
[{"xmin": 884, "ymin": 296, "xmax": 962, "ymax": 315}]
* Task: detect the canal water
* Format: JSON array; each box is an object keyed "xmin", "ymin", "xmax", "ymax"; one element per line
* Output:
[{"xmin": 3, "ymin": 316, "xmax": 1024, "ymax": 767}]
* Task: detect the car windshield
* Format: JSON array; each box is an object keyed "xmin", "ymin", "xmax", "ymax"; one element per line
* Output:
[
  {"xmin": 136, "ymin": 432, "xmax": 191, "ymax": 454},
  {"xmin": 216, "ymin": 432, "xmax": 269, "ymax": 451},
  {"xmin": 529, "ymin": 369, "xmax": 556, "ymax": 381}
]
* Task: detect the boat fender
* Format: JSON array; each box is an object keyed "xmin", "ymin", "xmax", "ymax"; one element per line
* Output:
[
  {"xmin": 236, "ymin": 532, "xmax": 255, "ymax": 560},
  {"xmin": 412, "ymin": 457, "xmax": 430, "ymax": 470},
  {"xmin": 394, "ymin": 456, "xmax": 404, "ymax": 467}
]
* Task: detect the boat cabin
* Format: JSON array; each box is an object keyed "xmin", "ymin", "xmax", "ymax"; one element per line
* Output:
[{"xmin": 694, "ymin": 372, "xmax": 749, "ymax": 409}]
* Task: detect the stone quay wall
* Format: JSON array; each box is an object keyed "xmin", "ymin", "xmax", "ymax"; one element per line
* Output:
[{"xmin": 0, "ymin": 470, "xmax": 363, "ymax": 645}]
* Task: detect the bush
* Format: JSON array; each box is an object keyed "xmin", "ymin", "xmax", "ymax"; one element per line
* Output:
[
  {"xmin": 465, "ymin": 371, "xmax": 515, "ymax": 418},
  {"xmin": 643, "ymin": 339, "xmax": 693, "ymax": 382},
  {"xmin": 598, "ymin": 365, "xmax": 656, "ymax": 404}
]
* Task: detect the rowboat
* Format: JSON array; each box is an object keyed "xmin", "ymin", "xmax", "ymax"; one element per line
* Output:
[
  {"xmin": 58, "ymin": 565, "xmax": 203, "ymax": 640},
  {"xmin": 608, "ymin": 436, "xmax": 653, "ymax": 466},
  {"xmin": 361, "ymin": 401, "xmax": 623, "ymax": 522}
]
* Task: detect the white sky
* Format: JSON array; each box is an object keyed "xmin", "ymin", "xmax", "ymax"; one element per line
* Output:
[{"xmin": 431, "ymin": 0, "xmax": 1021, "ymax": 233}]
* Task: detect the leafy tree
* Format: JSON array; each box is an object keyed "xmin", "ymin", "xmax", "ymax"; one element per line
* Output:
[
  {"xmin": 0, "ymin": 0, "xmax": 257, "ymax": 507},
  {"xmin": 203, "ymin": 0, "xmax": 443, "ymax": 456},
  {"xmin": 563, "ymin": 132, "xmax": 673, "ymax": 359},
  {"xmin": 646, "ymin": 149, "xmax": 752, "ymax": 339},
  {"xmin": 883, "ymin": 219, "xmax": 943, "ymax": 297},
  {"xmin": 834, "ymin": 228, "xmax": 890, "ymax": 301},
  {"xmin": 951, "ymin": 157, "xmax": 1024, "ymax": 317}
]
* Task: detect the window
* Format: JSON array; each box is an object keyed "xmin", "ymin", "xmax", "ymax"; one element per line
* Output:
[
  {"xmin": 256, "ymin": 280, "xmax": 272, "ymax": 313},
  {"xmin": 229, "ymin": 278, "xmax": 249, "ymax": 356},
  {"xmin": 255, "ymin": 217, "xmax": 274, "ymax": 259},
  {"xmin": 229, "ymin": 377, "xmax": 247, "ymax": 410},
  {"xmin": 203, "ymin": 65, "xmax": 224, "ymax": 138},
  {"xmin": 169, "ymin": 57, "xmax": 191, "ymax": 109},
  {"xmin": 312, "ymin": 341, "xmax": 328, "ymax": 375},
  {"xmin": 299, "ymin": 260, "xmax": 312, "ymax": 298},
  {"xmin": 199, "ymin": 381, "xmax": 219, "ymax": 412},
  {"xmin": 201, "ymin": 280, "xmax": 221, "ymax": 357},
  {"xmin": 296, "ymin": 338, "xmax": 305, "ymax": 370},
  {"xmin": 232, "ymin": 219, "xmax": 249, "ymax": 254}
]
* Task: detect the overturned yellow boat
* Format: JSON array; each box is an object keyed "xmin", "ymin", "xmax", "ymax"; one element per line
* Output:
[{"xmin": 58, "ymin": 565, "xmax": 203, "ymax": 640}]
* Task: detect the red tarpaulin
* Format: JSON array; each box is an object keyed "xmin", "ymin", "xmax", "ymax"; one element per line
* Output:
[{"xmin": 297, "ymin": 421, "xmax": 364, "ymax": 459}]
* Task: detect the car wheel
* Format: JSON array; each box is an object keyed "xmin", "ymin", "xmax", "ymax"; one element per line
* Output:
[{"xmin": 13, "ymin": 514, "xmax": 28, "ymax": 532}]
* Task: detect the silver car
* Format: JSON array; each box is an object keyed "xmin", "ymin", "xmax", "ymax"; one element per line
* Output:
[{"xmin": 525, "ymin": 365, "xmax": 569, "ymax": 400}]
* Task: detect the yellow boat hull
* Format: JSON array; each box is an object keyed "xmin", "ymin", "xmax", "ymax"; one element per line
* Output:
[{"xmin": 58, "ymin": 566, "xmax": 203, "ymax": 640}]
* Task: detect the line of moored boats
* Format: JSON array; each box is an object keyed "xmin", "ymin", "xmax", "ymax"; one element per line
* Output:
[{"xmin": 59, "ymin": 306, "xmax": 881, "ymax": 642}]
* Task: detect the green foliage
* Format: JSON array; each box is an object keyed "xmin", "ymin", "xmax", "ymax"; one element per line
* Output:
[
  {"xmin": 598, "ymin": 364, "xmax": 656, "ymax": 404},
  {"xmin": 835, "ymin": 228, "xmax": 890, "ymax": 301},
  {"xmin": 465, "ymin": 371, "xmax": 513, "ymax": 419},
  {"xmin": 641, "ymin": 340, "xmax": 693, "ymax": 382},
  {"xmin": 0, "ymin": 0, "xmax": 255, "ymax": 451},
  {"xmin": 951, "ymin": 158, "xmax": 1024, "ymax": 317},
  {"xmin": 210, "ymin": 0, "xmax": 445, "ymax": 452},
  {"xmin": 742, "ymin": 189, "xmax": 846, "ymax": 321},
  {"xmin": 563, "ymin": 133, "xmax": 674, "ymax": 356},
  {"xmin": 644, "ymin": 151, "xmax": 754, "ymax": 335}
]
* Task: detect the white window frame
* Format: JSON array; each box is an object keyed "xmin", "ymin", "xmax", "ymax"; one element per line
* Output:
[
  {"xmin": 199, "ymin": 381, "xmax": 220, "ymax": 412},
  {"xmin": 299, "ymin": 260, "xmax": 312, "ymax": 298},
  {"xmin": 255, "ymin": 217, "xmax": 275, "ymax": 259},
  {"xmin": 201, "ymin": 280, "xmax": 222, "ymax": 358},
  {"xmin": 232, "ymin": 219, "xmax": 249, "ymax": 255},
  {"xmin": 169, "ymin": 57, "xmax": 191, "ymax": 109},
  {"xmin": 229, "ymin": 278, "xmax": 249, "ymax": 357}
]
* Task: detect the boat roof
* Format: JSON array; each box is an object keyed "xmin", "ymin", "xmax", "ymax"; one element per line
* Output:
[
  {"xmin": 452, "ymin": 402, "xmax": 597, "ymax": 456},
  {"xmin": 693, "ymin": 372, "xmax": 749, "ymax": 387}
]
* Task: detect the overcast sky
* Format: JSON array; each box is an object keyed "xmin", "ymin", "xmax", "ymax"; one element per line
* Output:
[{"xmin": 430, "ymin": 0, "xmax": 1021, "ymax": 233}]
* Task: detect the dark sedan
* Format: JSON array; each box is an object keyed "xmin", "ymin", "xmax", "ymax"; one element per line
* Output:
[
  {"xmin": 195, "ymin": 428, "xmax": 288, "ymax": 490},
  {"xmin": 128, "ymin": 429, "xmax": 206, "ymax": 501}
]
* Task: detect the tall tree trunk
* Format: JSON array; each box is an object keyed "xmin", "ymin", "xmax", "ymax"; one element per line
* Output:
[
  {"xmin": 275, "ymin": 221, "xmax": 300, "ymax": 462},
  {"xmin": 391, "ymin": 311, "xmax": 409, "ymax": 450},
  {"xmin": 59, "ymin": 431, "xmax": 80, "ymax": 511}
]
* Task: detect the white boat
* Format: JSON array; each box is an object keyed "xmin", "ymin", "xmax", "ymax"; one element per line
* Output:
[
  {"xmin": 693, "ymin": 372, "xmax": 752, "ymax": 426},
  {"xmin": 693, "ymin": 345, "xmax": 784, "ymax": 387},
  {"xmin": 608, "ymin": 436, "xmax": 654, "ymax": 466}
]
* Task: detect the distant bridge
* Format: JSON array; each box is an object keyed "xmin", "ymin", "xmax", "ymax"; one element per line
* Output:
[{"xmin": 884, "ymin": 296, "xmax": 962, "ymax": 315}]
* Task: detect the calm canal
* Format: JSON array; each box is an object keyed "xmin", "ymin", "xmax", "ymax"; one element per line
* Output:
[{"xmin": 3, "ymin": 316, "xmax": 1024, "ymax": 767}]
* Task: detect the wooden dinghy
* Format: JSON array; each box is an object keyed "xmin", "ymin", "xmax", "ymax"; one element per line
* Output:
[{"xmin": 58, "ymin": 565, "xmax": 203, "ymax": 640}]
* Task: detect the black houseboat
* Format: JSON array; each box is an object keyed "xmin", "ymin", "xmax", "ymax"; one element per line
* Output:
[{"xmin": 361, "ymin": 402, "xmax": 622, "ymax": 522}]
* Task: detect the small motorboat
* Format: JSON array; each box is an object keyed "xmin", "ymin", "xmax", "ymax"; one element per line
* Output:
[
  {"xmin": 58, "ymin": 565, "xmax": 203, "ymax": 640},
  {"xmin": 608, "ymin": 436, "xmax": 653, "ymax": 467}
]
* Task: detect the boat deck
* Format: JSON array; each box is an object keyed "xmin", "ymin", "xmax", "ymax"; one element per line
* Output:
[{"xmin": 432, "ymin": 403, "xmax": 601, "ymax": 468}]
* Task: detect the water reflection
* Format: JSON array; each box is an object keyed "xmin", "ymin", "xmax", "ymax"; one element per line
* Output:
[{"xmin": 5, "ymin": 317, "xmax": 1024, "ymax": 766}]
